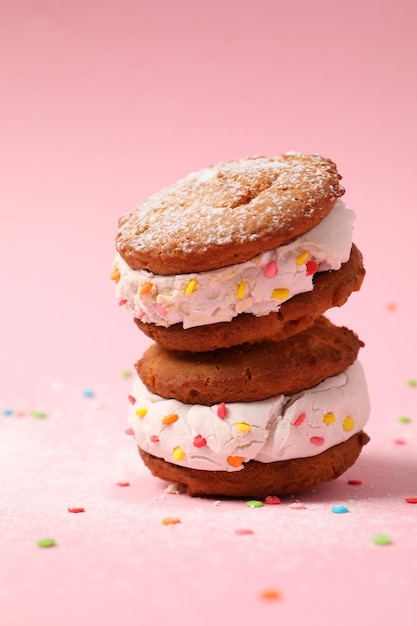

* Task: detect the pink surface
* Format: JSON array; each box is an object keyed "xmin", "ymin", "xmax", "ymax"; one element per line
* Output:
[{"xmin": 1, "ymin": 1, "xmax": 417, "ymax": 624}]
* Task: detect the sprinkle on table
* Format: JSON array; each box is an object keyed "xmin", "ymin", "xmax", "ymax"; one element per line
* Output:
[
  {"xmin": 405, "ymin": 497, "xmax": 417, "ymax": 504},
  {"xmin": 68, "ymin": 507, "xmax": 85, "ymax": 513},
  {"xmin": 121, "ymin": 370, "xmax": 133, "ymax": 378},
  {"xmin": 332, "ymin": 505, "xmax": 349, "ymax": 514},
  {"xmin": 162, "ymin": 517, "xmax": 181, "ymax": 525},
  {"xmin": 235, "ymin": 528, "xmax": 254, "ymax": 535},
  {"xmin": 394, "ymin": 439, "xmax": 406, "ymax": 446},
  {"xmin": 398, "ymin": 415, "xmax": 411, "ymax": 424},
  {"xmin": 125, "ymin": 428, "xmax": 134, "ymax": 436},
  {"xmin": 29, "ymin": 410, "xmax": 47, "ymax": 419},
  {"xmin": 264, "ymin": 495, "xmax": 281, "ymax": 505},
  {"xmin": 2, "ymin": 408, "xmax": 13, "ymax": 416},
  {"xmin": 37, "ymin": 538, "xmax": 56, "ymax": 548},
  {"xmin": 407, "ymin": 379, "xmax": 417, "ymax": 388},
  {"xmin": 373, "ymin": 534, "xmax": 392, "ymax": 546},
  {"xmin": 347, "ymin": 479, "xmax": 363, "ymax": 486},
  {"xmin": 260, "ymin": 588, "xmax": 281, "ymax": 601},
  {"xmin": 82, "ymin": 388, "xmax": 94, "ymax": 398},
  {"xmin": 246, "ymin": 500, "xmax": 264, "ymax": 508},
  {"xmin": 116, "ymin": 481, "xmax": 130, "ymax": 487}
]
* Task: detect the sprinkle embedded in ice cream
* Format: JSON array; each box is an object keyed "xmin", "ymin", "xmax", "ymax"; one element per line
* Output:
[
  {"xmin": 113, "ymin": 200, "xmax": 354, "ymax": 329},
  {"xmin": 128, "ymin": 361, "xmax": 370, "ymax": 472}
]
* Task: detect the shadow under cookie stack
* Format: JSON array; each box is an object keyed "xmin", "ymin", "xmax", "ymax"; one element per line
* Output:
[{"xmin": 112, "ymin": 153, "xmax": 370, "ymax": 499}]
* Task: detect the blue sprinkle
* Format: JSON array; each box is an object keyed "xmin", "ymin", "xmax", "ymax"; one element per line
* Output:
[
  {"xmin": 82, "ymin": 388, "xmax": 95, "ymax": 398},
  {"xmin": 2, "ymin": 408, "xmax": 13, "ymax": 416},
  {"xmin": 332, "ymin": 505, "xmax": 349, "ymax": 514}
]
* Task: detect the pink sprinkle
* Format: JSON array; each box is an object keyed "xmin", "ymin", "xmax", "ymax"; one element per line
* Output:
[
  {"xmin": 193, "ymin": 435, "xmax": 207, "ymax": 448},
  {"xmin": 306, "ymin": 260, "xmax": 318, "ymax": 276},
  {"xmin": 235, "ymin": 529, "xmax": 254, "ymax": 535},
  {"xmin": 128, "ymin": 395, "xmax": 136, "ymax": 405},
  {"xmin": 217, "ymin": 402, "xmax": 227, "ymax": 419},
  {"xmin": 118, "ymin": 299, "xmax": 128, "ymax": 306},
  {"xmin": 288, "ymin": 503, "xmax": 307, "ymax": 510},
  {"xmin": 294, "ymin": 412, "xmax": 306, "ymax": 426},
  {"xmin": 405, "ymin": 497, "xmax": 417, "ymax": 504},
  {"xmin": 310, "ymin": 436, "xmax": 324, "ymax": 446},
  {"xmin": 125, "ymin": 428, "xmax": 134, "ymax": 436},
  {"xmin": 155, "ymin": 303, "xmax": 168, "ymax": 317},
  {"xmin": 264, "ymin": 261, "xmax": 278, "ymax": 278},
  {"xmin": 150, "ymin": 435, "xmax": 160, "ymax": 443},
  {"xmin": 116, "ymin": 481, "xmax": 130, "ymax": 487},
  {"xmin": 347, "ymin": 479, "xmax": 363, "ymax": 486},
  {"xmin": 137, "ymin": 310, "xmax": 146, "ymax": 319},
  {"xmin": 264, "ymin": 496, "xmax": 281, "ymax": 505},
  {"xmin": 394, "ymin": 439, "xmax": 406, "ymax": 445},
  {"xmin": 68, "ymin": 507, "xmax": 85, "ymax": 514}
]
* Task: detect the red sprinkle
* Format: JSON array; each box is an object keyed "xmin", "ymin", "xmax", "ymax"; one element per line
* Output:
[
  {"xmin": 193, "ymin": 435, "xmax": 207, "ymax": 448},
  {"xmin": 150, "ymin": 435, "xmax": 160, "ymax": 443},
  {"xmin": 306, "ymin": 260, "xmax": 318, "ymax": 276},
  {"xmin": 116, "ymin": 481, "xmax": 130, "ymax": 487},
  {"xmin": 68, "ymin": 507, "xmax": 85, "ymax": 513},
  {"xmin": 128, "ymin": 395, "xmax": 136, "ymax": 405},
  {"xmin": 310, "ymin": 436, "xmax": 324, "ymax": 446},
  {"xmin": 217, "ymin": 402, "xmax": 227, "ymax": 419},
  {"xmin": 394, "ymin": 439, "xmax": 406, "ymax": 445},
  {"xmin": 347, "ymin": 479, "xmax": 363, "ymax": 486},
  {"xmin": 405, "ymin": 497, "xmax": 417, "ymax": 504},
  {"xmin": 264, "ymin": 495, "xmax": 281, "ymax": 505},
  {"xmin": 118, "ymin": 299, "xmax": 128, "ymax": 306},
  {"xmin": 125, "ymin": 428, "xmax": 134, "ymax": 436},
  {"xmin": 235, "ymin": 529, "xmax": 254, "ymax": 535},
  {"xmin": 294, "ymin": 412, "xmax": 306, "ymax": 426}
]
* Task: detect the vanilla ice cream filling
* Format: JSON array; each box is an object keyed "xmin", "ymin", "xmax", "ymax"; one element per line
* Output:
[
  {"xmin": 113, "ymin": 199, "xmax": 354, "ymax": 329},
  {"xmin": 128, "ymin": 361, "xmax": 370, "ymax": 472}
]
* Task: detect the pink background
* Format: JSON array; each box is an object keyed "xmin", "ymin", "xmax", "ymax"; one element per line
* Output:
[{"xmin": 1, "ymin": 1, "xmax": 417, "ymax": 624}]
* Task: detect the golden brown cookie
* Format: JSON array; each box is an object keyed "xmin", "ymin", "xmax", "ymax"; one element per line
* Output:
[
  {"xmin": 136, "ymin": 316, "xmax": 363, "ymax": 405},
  {"xmin": 116, "ymin": 153, "xmax": 344, "ymax": 275},
  {"xmin": 138, "ymin": 431, "xmax": 370, "ymax": 498},
  {"xmin": 134, "ymin": 243, "xmax": 365, "ymax": 352}
]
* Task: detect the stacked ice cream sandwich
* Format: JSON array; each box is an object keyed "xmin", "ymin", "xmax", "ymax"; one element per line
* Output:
[{"xmin": 112, "ymin": 153, "xmax": 370, "ymax": 498}]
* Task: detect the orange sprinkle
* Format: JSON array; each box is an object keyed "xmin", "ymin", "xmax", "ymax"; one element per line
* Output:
[
  {"xmin": 162, "ymin": 413, "xmax": 179, "ymax": 425},
  {"xmin": 162, "ymin": 517, "xmax": 181, "ymax": 525},
  {"xmin": 227, "ymin": 455, "xmax": 244, "ymax": 467},
  {"xmin": 260, "ymin": 588, "xmax": 281, "ymax": 601},
  {"xmin": 111, "ymin": 268, "xmax": 121, "ymax": 281},
  {"xmin": 140, "ymin": 281, "xmax": 153, "ymax": 295}
]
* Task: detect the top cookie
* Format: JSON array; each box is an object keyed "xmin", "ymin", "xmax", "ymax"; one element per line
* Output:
[{"xmin": 116, "ymin": 153, "xmax": 345, "ymax": 275}]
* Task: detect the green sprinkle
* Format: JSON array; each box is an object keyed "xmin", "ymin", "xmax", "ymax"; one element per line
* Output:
[
  {"xmin": 407, "ymin": 379, "xmax": 417, "ymax": 388},
  {"xmin": 373, "ymin": 534, "xmax": 392, "ymax": 546},
  {"xmin": 399, "ymin": 416, "xmax": 411, "ymax": 424},
  {"xmin": 246, "ymin": 500, "xmax": 264, "ymax": 508},
  {"xmin": 121, "ymin": 370, "xmax": 133, "ymax": 378},
  {"xmin": 37, "ymin": 538, "xmax": 56, "ymax": 548},
  {"xmin": 29, "ymin": 410, "xmax": 47, "ymax": 419}
]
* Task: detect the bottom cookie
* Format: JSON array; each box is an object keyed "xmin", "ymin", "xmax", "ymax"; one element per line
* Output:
[{"xmin": 138, "ymin": 431, "xmax": 370, "ymax": 499}]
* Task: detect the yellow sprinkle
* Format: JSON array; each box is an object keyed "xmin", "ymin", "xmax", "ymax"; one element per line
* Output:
[
  {"xmin": 237, "ymin": 281, "xmax": 247, "ymax": 300},
  {"xmin": 111, "ymin": 268, "xmax": 121, "ymax": 281},
  {"xmin": 296, "ymin": 251, "xmax": 310, "ymax": 266},
  {"xmin": 162, "ymin": 413, "xmax": 179, "ymax": 425},
  {"xmin": 323, "ymin": 411, "xmax": 336, "ymax": 425},
  {"xmin": 140, "ymin": 281, "xmax": 153, "ymax": 295},
  {"xmin": 343, "ymin": 416, "xmax": 355, "ymax": 432},
  {"xmin": 235, "ymin": 422, "xmax": 251, "ymax": 433},
  {"xmin": 135, "ymin": 407, "xmax": 148, "ymax": 417},
  {"xmin": 272, "ymin": 288, "xmax": 290, "ymax": 300},
  {"xmin": 227, "ymin": 455, "xmax": 244, "ymax": 467},
  {"xmin": 173, "ymin": 446, "xmax": 185, "ymax": 461},
  {"xmin": 185, "ymin": 279, "xmax": 198, "ymax": 296}
]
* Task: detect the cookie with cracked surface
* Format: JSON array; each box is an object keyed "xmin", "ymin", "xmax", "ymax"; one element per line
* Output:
[{"xmin": 135, "ymin": 316, "xmax": 364, "ymax": 405}]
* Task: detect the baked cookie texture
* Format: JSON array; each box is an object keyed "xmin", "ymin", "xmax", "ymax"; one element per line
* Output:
[{"xmin": 113, "ymin": 152, "xmax": 370, "ymax": 498}]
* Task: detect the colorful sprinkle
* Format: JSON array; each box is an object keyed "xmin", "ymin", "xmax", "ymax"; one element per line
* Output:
[
  {"xmin": 118, "ymin": 299, "xmax": 127, "ymax": 306},
  {"xmin": 217, "ymin": 402, "xmax": 227, "ymax": 419},
  {"xmin": 173, "ymin": 446, "xmax": 185, "ymax": 461},
  {"xmin": 116, "ymin": 481, "xmax": 130, "ymax": 487},
  {"xmin": 128, "ymin": 395, "xmax": 136, "ymax": 405},
  {"xmin": 136, "ymin": 407, "xmax": 148, "ymax": 417},
  {"xmin": 140, "ymin": 281, "xmax": 153, "ymax": 295},
  {"xmin": 294, "ymin": 412, "xmax": 306, "ymax": 426},
  {"xmin": 260, "ymin": 589, "xmax": 281, "ymax": 601},
  {"xmin": 37, "ymin": 538, "xmax": 56, "ymax": 548},
  {"xmin": 288, "ymin": 502, "xmax": 307, "ymax": 510},
  {"xmin": 162, "ymin": 517, "xmax": 181, "ymax": 525},
  {"xmin": 296, "ymin": 251, "xmax": 310, "ymax": 266},
  {"xmin": 185, "ymin": 278, "xmax": 198, "ymax": 296},
  {"xmin": 347, "ymin": 479, "xmax": 363, "ymax": 486},
  {"xmin": 405, "ymin": 497, "xmax": 417, "ymax": 504},
  {"xmin": 193, "ymin": 435, "xmax": 207, "ymax": 448},
  {"xmin": 121, "ymin": 370, "xmax": 133, "ymax": 378},
  {"xmin": 399, "ymin": 415, "xmax": 411, "ymax": 424},
  {"xmin": 111, "ymin": 268, "xmax": 121, "ymax": 281},
  {"xmin": 343, "ymin": 416, "xmax": 355, "ymax": 432},
  {"xmin": 235, "ymin": 528, "xmax": 254, "ymax": 535},
  {"xmin": 332, "ymin": 505, "xmax": 349, "ymax": 514},
  {"xmin": 272, "ymin": 288, "xmax": 290, "ymax": 300},
  {"xmin": 150, "ymin": 435, "xmax": 160, "ymax": 443},
  {"xmin": 264, "ymin": 261, "xmax": 278, "ymax": 278},
  {"xmin": 125, "ymin": 428, "xmax": 134, "ymax": 436},
  {"xmin": 29, "ymin": 410, "xmax": 47, "ymax": 419},
  {"xmin": 246, "ymin": 500, "xmax": 264, "ymax": 508},
  {"xmin": 373, "ymin": 534, "xmax": 392, "ymax": 546},
  {"xmin": 264, "ymin": 496, "xmax": 281, "ymax": 505},
  {"xmin": 235, "ymin": 422, "xmax": 251, "ymax": 433},
  {"xmin": 68, "ymin": 507, "xmax": 85, "ymax": 513},
  {"xmin": 407, "ymin": 379, "xmax": 417, "ymax": 387},
  {"xmin": 162, "ymin": 413, "xmax": 179, "ymax": 425},
  {"xmin": 310, "ymin": 436, "xmax": 324, "ymax": 446},
  {"xmin": 394, "ymin": 439, "xmax": 406, "ymax": 445},
  {"xmin": 306, "ymin": 260, "xmax": 319, "ymax": 276},
  {"xmin": 155, "ymin": 303, "xmax": 168, "ymax": 317},
  {"xmin": 323, "ymin": 411, "xmax": 336, "ymax": 425},
  {"xmin": 227, "ymin": 455, "xmax": 244, "ymax": 468},
  {"xmin": 2, "ymin": 408, "xmax": 13, "ymax": 416},
  {"xmin": 82, "ymin": 388, "xmax": 94, "ymax": 398},
  {"xmin": 237, "ymin": 281, "xmax": 247, "ymax": 300}
]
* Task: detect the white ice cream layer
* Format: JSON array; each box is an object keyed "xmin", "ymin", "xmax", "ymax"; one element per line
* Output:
[
  {"xmin": 128, "ymin": 361, "xmax": 370, "ymax": 472},
  {"xmin": 113, "ymin": 199, "xmax": 354, "ymax": 329}
]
